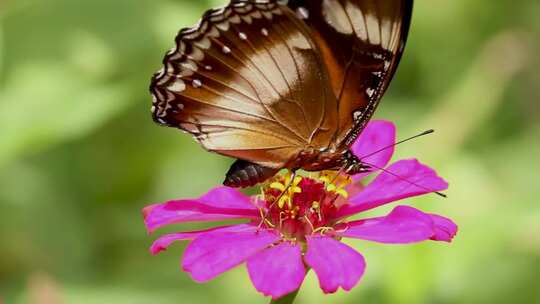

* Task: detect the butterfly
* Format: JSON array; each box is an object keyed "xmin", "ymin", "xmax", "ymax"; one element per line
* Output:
[{"xmin": 150, "ymin": 0, "xmax": 413, "ymax": 188}]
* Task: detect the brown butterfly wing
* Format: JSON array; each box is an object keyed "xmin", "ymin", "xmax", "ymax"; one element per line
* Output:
[
  {"xmin": 287, "ymin": 0, "xmax": 413, "ymax": 147},
  {"xmin": 150, "ymin": 1, "xmax": 338, "ymax": 169}
]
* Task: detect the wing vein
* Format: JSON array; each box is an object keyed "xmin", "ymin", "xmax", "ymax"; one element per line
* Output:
[
  {"xmin": 208, "ymin": 34, "xmax": 308, "ymax": 142},
  {"xmin": 266, "ymin": 21, "xmax": 312, "ymax": 129},
  {"xmin": 373, "ymin": 0, "xmax": 383, "ymax": 47},
  {"xmin": 186, "ymin": 62, "xmax": 261, "ymax": 103},
  {"xmin": 210, "ymin": 36, "xmax": 283, "ymax": 99},
  {"xmin": 180, "ymin": 119, "xmax": 299, "ymax": 146},
  {"xmin": 359, "ymin": 5, "xmax": 371, "ymax": 44},
  {"xmin": 276, "ymin": 10, "xmax": 333, "ymax": 142},
  {"xmin": 178, "ymin": 93, "xmax": 277, "ymax": 124}
]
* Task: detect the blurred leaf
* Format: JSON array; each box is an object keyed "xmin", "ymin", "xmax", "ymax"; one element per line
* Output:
[
  {"xmin": 151, "ymin": 1, "xmax": 207, "ymax": 48},
  {"xmin": 397, "ymin": 31, "xmax": 531, "ymax": 165},
  {"xmin": 0, "ymin": 24, "xmax": 3, "ymax": 77},
  {"xmin": 0, "ymin": 62, "xmax": 131, "ymax": 167}
]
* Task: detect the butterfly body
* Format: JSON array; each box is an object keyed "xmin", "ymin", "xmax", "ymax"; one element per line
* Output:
[
  {"xmin": 150, "ymin": 0, "xmax": 413, "ymax": 187},
  {"xmin": 223, "ymin": 149, "xmax": 370, "ymax": 188}
]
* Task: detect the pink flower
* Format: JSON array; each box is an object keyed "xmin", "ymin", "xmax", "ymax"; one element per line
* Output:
[{"xmin": 143, "ymin": 120, "xmax": 458, "ymax": 299}]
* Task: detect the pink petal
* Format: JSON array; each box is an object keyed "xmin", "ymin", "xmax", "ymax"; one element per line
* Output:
[
  {"xmin": 339, "ymin": 206, "xmax": 436, "ymax": 243},
  {"xmin": 304, "ymin": 236, "xmax": 366, "ymax": 294},
  {"xmin": 198, "ymin": 186, "xmax": 256, "ymax": 209},
  {"xmin": 144, "ymin": 186, "xmax": 259, "ymax": 233},
  {"xmin": 149, "ymin": 224, "xmax": 255, "ymax": 255},
  {"xmin": 182, "ymin": 228, "xmax": 279, "ymax": 283},
  {"xmin": 337, "ymin": 159, "xmax": 448, "ymax": 218},
  {"xmin": 351, "ymin": 120, "xmax": 396, "ymax": 180},
  {"xmin": 247, "ymin": 242, "xmax": 306, "ymax": 299},
  {"xmin": 429, "ymin": 214, "xmax": 458, "ymax": 242}
]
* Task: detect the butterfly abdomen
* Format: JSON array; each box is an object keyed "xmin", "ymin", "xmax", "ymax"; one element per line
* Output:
[{"xmin": 223, "ymin": 160, "xmax": 279, "ymax": 188}]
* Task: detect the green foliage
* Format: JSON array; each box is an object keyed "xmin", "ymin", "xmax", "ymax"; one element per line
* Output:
[{"xmin": 1, "ymin": 0, "xmax": 539, "ymax": 303}]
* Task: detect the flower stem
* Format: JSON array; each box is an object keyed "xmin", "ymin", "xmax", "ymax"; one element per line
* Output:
[{"xmin": 269, "ymin": 289, "xmax": 299, "ymax": 304}]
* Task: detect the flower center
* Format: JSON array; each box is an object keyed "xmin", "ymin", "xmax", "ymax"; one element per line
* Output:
[{"xmin": 258, "ymin": 171, "xmax": 352, "ymax": 241}]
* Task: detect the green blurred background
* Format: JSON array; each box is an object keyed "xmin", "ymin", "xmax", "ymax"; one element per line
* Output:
[{"xmin": 1, "ymin": 0, "xmax": 539, "ymax": 303}]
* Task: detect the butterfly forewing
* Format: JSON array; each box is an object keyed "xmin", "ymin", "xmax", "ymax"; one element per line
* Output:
[
  {"xmin": 286, "ymin": 0, "xmax": 413, "ymax": 146},
  {"xmin": 151, "ymin": 0, "xmax": 338, "ymax": 169},
  {"xmin": 150, "ymin": 0, "xmax": 413, "ymax": 184}
]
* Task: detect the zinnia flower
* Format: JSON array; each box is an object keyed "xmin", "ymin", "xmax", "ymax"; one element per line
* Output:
[{"xmin": 143, "ymin": 120, "xmax": 457, "ymax": 299}]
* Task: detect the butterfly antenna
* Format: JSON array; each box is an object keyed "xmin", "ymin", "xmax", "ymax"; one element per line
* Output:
[
  {"xmin": 361, "ymin": 160, "xmax": 447, "ymax": 198},
  {"xmin": 359, "ymin": 129, "xmax": 435, "ymax": 160}
]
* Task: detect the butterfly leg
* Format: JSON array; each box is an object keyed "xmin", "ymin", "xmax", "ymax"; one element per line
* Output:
[
  {"xmin": 271, "ymin": 169, "xmax": 297, "ymax": 206},
  {"xmin": 223, "ymin": 160, "xmax": 279, "ymax": 188}
]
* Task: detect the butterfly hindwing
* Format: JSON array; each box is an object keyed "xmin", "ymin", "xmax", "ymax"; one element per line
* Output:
[{"xmin": 286, "ymin": 0, "xmax": 413, "ymax": 146}]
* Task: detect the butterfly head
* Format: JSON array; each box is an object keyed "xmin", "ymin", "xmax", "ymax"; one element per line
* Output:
[{"xmin": 342, "ymin": 150, "xmax": 372, "ymax": 175}]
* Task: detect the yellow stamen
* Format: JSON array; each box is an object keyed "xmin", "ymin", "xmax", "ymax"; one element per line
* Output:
[
  {"xmin": 264, "ymin": 218, "xmax": 275, "ymax": 228},
  {"xmin": 335, "ymin": 188, "xmax": 349, "ymax": 198},
  {"xmin": 312, "ymin": 226, "xmax": 335, "ymax": 236},
  {"xmin": 291, "ymin": 186, "xmax": 302, "ymax": 194},
  {"xmin": 319, "ymin": 170, "xmax": 352, "ymax": 199},
  {"xmin": 257, "ymin": 208, "xmax": 265, "ymax": 229},
  {"xmin": 319, "ymin": 176, "xmax": 331, "ymax": 184},
  {"xmin": 303, "ymin": 215, "xmax": 315, "ymax": 232},
  {"xmin": 279, "ymin": 211, "xmax": 286, "ymax": 228},
  {"xmin": 277, "ymin": 195, "xmax": 289, "ymax": 209},
  {"xmin": 270, "ymin": 182, "xmax": 286, "ymax": 191},
  {"xmin": 326, "ymin": 184, "xmax": 337, "ymax": 192}
]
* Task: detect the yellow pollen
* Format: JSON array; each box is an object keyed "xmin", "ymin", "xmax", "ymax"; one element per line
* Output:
[
  {"xmin": 326, "ymin": 184, "xmax": 337, "ymax": 192},
  {"xmin": 270, "ymin": 182, "xmax": 286, "ymax": 191},
  {"xmin": 335, "ymin": 174, "xmax": 353, "ymax": 187},
  {"xmin": 335, "ymin": 188, "xmax": 349, "ymax": 198},
  {"xmin": 318, "ymin": 175, "xmax": 331, "ymax": 184},
  {"xmin": 269, "ymin": 172, "xmax": 305, "ymax": 210},
  {"xmin": 311, "ymin": 201, "xmax": 320, "ymax": 209},
  {"xmin": 277, "ymin": 195, "xmax": 289, "ymax": 209},
  {"xmin": 318, "ymin": 171, "xmax": 352, "ymax": 199}
]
